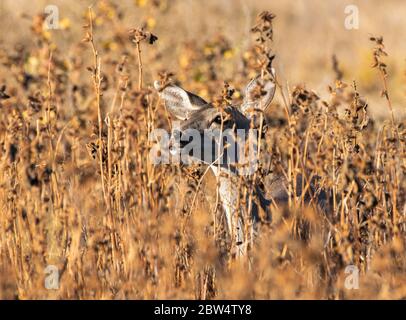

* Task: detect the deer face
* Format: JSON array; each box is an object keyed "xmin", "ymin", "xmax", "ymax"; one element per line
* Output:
[{"xmin": 154, "ymin": 71, "xmax": 276, "ymax": 174}]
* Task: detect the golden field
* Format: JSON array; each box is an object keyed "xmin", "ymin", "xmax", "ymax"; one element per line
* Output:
[{"xmin": 0, "ymin": 0, "xmax": 405, "ymax": 299}]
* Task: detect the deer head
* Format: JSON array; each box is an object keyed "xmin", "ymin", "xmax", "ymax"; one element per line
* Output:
[{"xmin": 154, "ymin": 70, "xmax": 276, "ymax": 175}]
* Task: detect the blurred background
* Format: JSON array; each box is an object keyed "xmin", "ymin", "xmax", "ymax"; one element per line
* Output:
[{"xmin": 1, "ymin": 0, "xmax": 405, "ymax": 117}]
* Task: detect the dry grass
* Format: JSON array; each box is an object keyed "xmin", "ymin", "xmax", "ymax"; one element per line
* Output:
[{"xmin": 0, "ymin": 0, "xmax": 405, "ymax": 299}]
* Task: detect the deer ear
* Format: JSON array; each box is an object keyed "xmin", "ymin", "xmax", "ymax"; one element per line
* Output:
[
  {"xmin": 154, "ymin": 81, "xmax": 209, "ymax": 120},
  {"xmin": 241, "ymin": 69, "xmax": 276, "ymax": 115}
]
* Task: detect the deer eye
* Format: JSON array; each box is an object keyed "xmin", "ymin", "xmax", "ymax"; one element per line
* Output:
[
  {"xmin": 212, "ymin": 115, "xmax": 222, "ymax": 125},
  {"xmin": 210, "ymin": 115, "xmax": 234, "ymax": 129}
]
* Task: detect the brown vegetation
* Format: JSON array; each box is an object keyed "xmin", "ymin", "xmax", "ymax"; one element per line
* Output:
[{"xmin": 0, "ymin": 0, "xmax": 405, "ymax": 299}]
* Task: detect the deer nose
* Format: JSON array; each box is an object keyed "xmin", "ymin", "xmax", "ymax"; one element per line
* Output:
[{"xmin": 169, "ymin": 130, "xmax": 191, "ymax": 155}]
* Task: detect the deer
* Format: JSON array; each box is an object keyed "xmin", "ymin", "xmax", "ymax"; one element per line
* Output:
[{"xmin": 153, "ymin": 70, "xmax": 329, "ymax": 257}]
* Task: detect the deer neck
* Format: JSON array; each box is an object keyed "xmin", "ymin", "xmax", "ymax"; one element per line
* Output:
[
  {"xmin": 209, "ymin": 165, "xmax": 239, "ymax": 235},
  {"xmin": 209, "ymin": 164, "xmax": 270, "ymax": 225}
]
